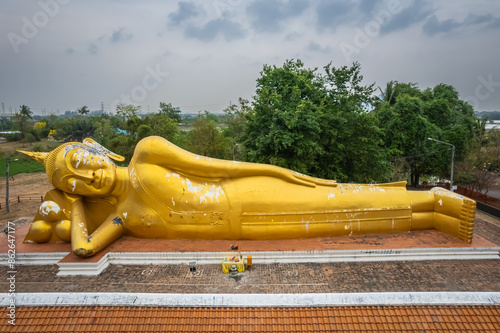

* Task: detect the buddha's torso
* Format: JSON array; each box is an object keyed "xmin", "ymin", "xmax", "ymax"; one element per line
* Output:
[{"xmin": 125, "ymin": 161, "xmax": 237, "ymax": 239}]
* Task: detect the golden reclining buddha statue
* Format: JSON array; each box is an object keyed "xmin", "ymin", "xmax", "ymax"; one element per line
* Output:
[{"xmin": 20, "ymin": 136, "xmax": 476, "ymax": 257}]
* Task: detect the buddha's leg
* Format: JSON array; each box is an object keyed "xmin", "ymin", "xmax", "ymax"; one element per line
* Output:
[
  {"xmin": 235, "ymin": 178, "xmax": 415, "ymax": 239},
  {"xmin": 408, "ymin": 190, "xmax": 435, "ymax": 231},
  {"xmin": 409, "ymin": 188, "xmax": 476, "ymax": 243}
]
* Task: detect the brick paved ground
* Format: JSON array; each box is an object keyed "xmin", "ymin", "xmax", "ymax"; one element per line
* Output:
[
  {"xmin": 1, "ymin": 260, "xmax": 500, "ymax": 294},
  {"xmin": 3, "ymin": 213, "xmax": 497, "ymax": 256},
  {"xmin": 474, "ymin": 213, "xmax": 500, "ymax": 245},
  {"xmin": 1, "ymin": 212, "xmax": 499, "ymax": 295}
]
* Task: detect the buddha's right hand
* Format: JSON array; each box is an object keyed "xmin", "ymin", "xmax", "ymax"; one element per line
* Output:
[{"xmin": 62, "ymin": 192, "xmax": 82, "ymax": 204}]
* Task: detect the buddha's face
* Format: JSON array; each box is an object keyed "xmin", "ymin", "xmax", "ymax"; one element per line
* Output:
[{"xmin": 52, "ymin": 146, "xmax": 118, "ymax": 197}]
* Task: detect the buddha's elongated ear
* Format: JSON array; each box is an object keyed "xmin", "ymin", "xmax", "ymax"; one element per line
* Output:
[
  {"xmin": 82, "ymin": 138, "xmax": 125, "ymax": 162},
  {"xmin": 17, "ymin": 151, "xmax": 48, "ymax": 165}
]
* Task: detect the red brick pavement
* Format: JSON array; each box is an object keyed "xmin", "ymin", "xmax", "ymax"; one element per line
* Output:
[
  {"xmin": 2, "ymin": 217, "xmax": 497, "ymax": 264},
  {"xmin": 0, "ymin": 212, "xmax": 499, "ymax": 294}
]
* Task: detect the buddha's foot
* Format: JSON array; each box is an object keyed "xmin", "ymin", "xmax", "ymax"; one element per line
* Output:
[
  {"xmin": 457, "ymin": 199, "xmax": 476, "ymax": 243},
  {"xmin": 430, "ymin": 187, "xmax": 476, "ymax": 243}
]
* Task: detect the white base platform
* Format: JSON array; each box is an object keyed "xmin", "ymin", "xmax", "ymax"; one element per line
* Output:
[
  {"xmin": 2, "ymin": 247, "xmax": 499, "ymax": 276},
  {"xmin": 2, "ymin": 292, "xmax": 500, "ymax": 307}
]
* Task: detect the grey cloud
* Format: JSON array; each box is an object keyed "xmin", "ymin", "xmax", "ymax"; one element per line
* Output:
[
  {"xmin": 111, "ymin": 28, "xmax": 133, "ymax": 43},
  {"xmin": 247, "ymin": 0, "xmax": 309, "ymax": 33},
  {"xmin": 184, "ymin": 18, "xmax": 246, "ymax": 42},
  {"xmin": 356, "ymin": 0, "xmax": 380, "ymax": 17},
  {"xmin": 422, "ymin": 16, "xmax": 459, "ymax": 35},
  {"xmin": 423, "ymin": 13, "xmax": 500, "ymax": 36},
  {"xmin": 487, "ymin": 17, "xmax": 500, "ymax": 29},
  {"xmin": 88, "ymin": 44, "xmax": 98, "ymax": 54},
  {"xmin": 464, "ymin": 13, "xmax": 495, "ymax": 25},
  {"xmin": 379, "ymin": 1, "xmax": 433, "ymax": 34},
  {"xmin": 315, "ymin": 0, "xmax": 431, "ymax": 33},
  {"xmin": 86, "ymin": 27, "xmax": 132, "ymax": 54},
  {"xmin": 315, "ymin": 0, "xmax": 355, "ymax": 32},
  {"xmin": 285, "ymin": 32, "xmax": 301, "ymax": 41},
  {"xmin": 66, "ymin": 48, "xmax": 74, "ymax": 55},
  {"xmin": 308, "ymin": 41, "xmax": 330, "ymax": 53},
  {"xmin": 168, "ymin": 1, "xmax": 202, "ymax": 26}
]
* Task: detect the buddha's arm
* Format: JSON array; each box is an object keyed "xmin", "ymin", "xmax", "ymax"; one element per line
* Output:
[
  {"xmin": 68, "ymin": 195, "xmax": 123, "ymax": 257},
  {"xmin": 134, "ymin": 136, "xmax": 336, "ymax": 187}
]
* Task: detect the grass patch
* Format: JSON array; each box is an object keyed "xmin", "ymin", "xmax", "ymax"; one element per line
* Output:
[
  {"xmin": 0, "ymin": 152, "xmax": 46, "ymax": 176},
  {"xmin": 0, "ymin": 141, "xmax": 62, "ymax": 176}
]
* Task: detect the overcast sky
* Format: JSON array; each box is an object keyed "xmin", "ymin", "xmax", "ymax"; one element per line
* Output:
[{"xmin": 1, "ymin": 0, "xmax": 499, "ymax": 115}]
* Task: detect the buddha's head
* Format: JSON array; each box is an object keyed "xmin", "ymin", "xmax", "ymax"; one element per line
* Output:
[{"xmin": 19, "ymin": 138, "xmax": 125, "ymax": 197}]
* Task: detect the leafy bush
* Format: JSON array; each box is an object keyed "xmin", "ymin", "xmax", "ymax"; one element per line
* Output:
[
  {"xmin": 137, "ymin": 125, "xmax": 154, "ymax": 140},
  {"xmin": 41, "ymin": 128, "xmax": 51, "ymax": 138},
  {"xmin": 3, "ymin": 132, "xmax": 23, "ymax": 142},
  {"xmin": 32, "ymin": 143, "xmax": 45, "ymax": 152},
  {"xmin": 21, "ymin": 132, "xmax": 37, "ymax": 143}
]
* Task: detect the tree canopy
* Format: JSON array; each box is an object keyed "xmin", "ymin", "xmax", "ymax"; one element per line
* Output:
[
  {"xmin": 76, "ymin": 105, "xmax": 90, "ymax": 115},
  {"xmin": 373, "ymin": 82, "xmax": 479, "ymax": 186},
  {"xmin": 159, "ymin": 102, "xmax": 181, "ymax": 123},
  {"xmin": 242, "ymin": 59, "xmax": 389, "ymax": 183}
]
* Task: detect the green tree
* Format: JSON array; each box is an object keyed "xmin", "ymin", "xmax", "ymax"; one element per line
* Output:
[
  {"xmin": 65, "ymin": 118, "xmax": 97, "ymax": 142},
  {"xmin": 108, "ymin": 134, "xmax": 136, "ymax": 162},
  {"xmin": 115, "ymin": 104, "xmax": 141, "ymax": 139},
  {"xmin": 455, "ymin": 128, "xmax": 499, "ymax": 195},
  {"xmin": 423, "ymin": 84, "xmax": 478, "ymax": 161},
  {"xmin": 242, "ymin": 59, "xmax": 389, "ymax": 182},
  {"xmin": 76, "ymin": 105, "xmax": 90, "ymax": 115},
  {"xmin": 137, "ymin": 124, "xmax": 154, "ymax": 140},
  {"xmin": 116, "ymin": 103, "xmax": 140, "ymax": 121},
  {"xmin": 188, "ymin": 112, "xmax": 230, "ymax": 159},
  {"xmin": 20, "ymin": 104, "xmax": 33, "ymax": 118},
  {"xmin": 375, "ymin": 93, "xmax": 439, "ymax": 185},
  {"xmin": 377, "ymin": 81, "xmax": 397, "ymax": 106},
  {"xmin": 126, "ymin": 117, "xmax": 141, "ymax": 139},
  {"xmin": 314, "ymin": 62, "xmax": 389, "ymax": 182},
  {"xmin": 222, "ymin": 98, "xmax": 251, "ymax": 160},
  {"xmin": 374, "ymin": 82, "xmax": 478, "ymax": 186},
  {"xmin": 93, "ymin": 116, "xmax": 116, "ymax": 146},
  {"xmin": 13, "ymin": 105, "xmax": 33, "ymax": 137},
  {"xmin": 159, "ymin": 102, "xmax": 181, "ymax": 123},
  {"xmin": 142, "ymin": 113, "xmax": 179, "ymax": 142},
  {"xmin": 241, "ymin": 59, "xmax": 324, "ymax": 173}
]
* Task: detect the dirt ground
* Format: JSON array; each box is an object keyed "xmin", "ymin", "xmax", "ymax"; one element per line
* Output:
[
  {"xmin": 0, "ymin": 139, "xmax": 59, "ymax": 153},
  {"xmin": 0, "ymin": 139, "xmax": 59, "ymax": 230},
  {"xmin": 0, "ymin": 172, "xmax": 52, "ymax": 230}
]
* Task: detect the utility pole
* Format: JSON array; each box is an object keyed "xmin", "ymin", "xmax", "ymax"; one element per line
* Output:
[
  {"xmin": 5, "ymin": 156, "xmax": 10, "ymax": 213},
  {"xmin": 101, "ymin": 101, "xmax": 104, "ymax": 114}
]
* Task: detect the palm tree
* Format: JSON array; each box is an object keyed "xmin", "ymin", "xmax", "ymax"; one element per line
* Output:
[
  {"xmin": 378, "ymin": 81, "xmax": 397, "ymax": 105},
  {"xmin": 77, "ymin": 105, "xmax": 90, "ymax": 115},
  {"xmin": 20, "ymin": 105, "xmax": 33, "ymax": 118},
  {"xmin": 14, "ymin": 105, "xmax": 33, "ymax": 136},
  {"xmin": 67, "ymin": 119, "xmax": 96, "ymax": 142}
]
